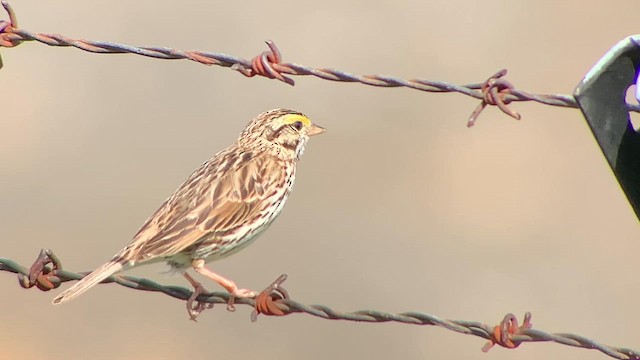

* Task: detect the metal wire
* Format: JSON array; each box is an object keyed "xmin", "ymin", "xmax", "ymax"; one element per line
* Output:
[
  {"xmin": 1, "ymin": 252, "xmax": 638, "ymax": 360},
  {"xmin": 1, "ymin": 0, "xmax": 639, "ymax": 126}
]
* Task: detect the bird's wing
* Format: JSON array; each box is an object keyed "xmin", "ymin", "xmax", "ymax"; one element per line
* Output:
[{"xmin": 120, "ymin": 150, "xmax": 285, "ymax": 263}]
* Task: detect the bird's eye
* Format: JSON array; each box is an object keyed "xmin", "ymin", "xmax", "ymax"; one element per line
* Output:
[{"xmin": 292, "ymin": 121, "xmax": 304, "ymax": 131}]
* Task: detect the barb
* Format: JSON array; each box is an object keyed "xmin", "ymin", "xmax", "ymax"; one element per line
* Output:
[
  {"xmin": 467, "ymin": 69, "xmax": 522, "ymax": 127},
  {"xmin": 1, "ymin": 252, "xmax": 639, "ymax": 360},
  {"xmin": 482, "ymin": 312, "xmax": 532, "ymax": 352},
  {"xmin": 1, "ymin": 1, "xmax": 639, "ymax": 122}
]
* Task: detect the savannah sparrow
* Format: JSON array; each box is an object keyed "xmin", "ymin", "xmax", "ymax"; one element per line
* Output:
[{"xmin": 52, "ymin": 109, "xmax": 325, "ymax": 318}]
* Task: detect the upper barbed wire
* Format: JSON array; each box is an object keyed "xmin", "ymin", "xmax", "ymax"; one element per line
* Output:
[
  {"xmin": 1, "ymin": 1, "xmax": 638, "ymax": 127},
  {"xmin": 1, "ymin": 250, "xmax": 639, "ymax": 360}
]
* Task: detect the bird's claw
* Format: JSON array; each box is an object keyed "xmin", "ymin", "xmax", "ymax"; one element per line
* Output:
[
  {"xmin": 226, "ymin": 288, "xmax": 258, "ymax": 312},
  {"xmin": 186, "ymin": 284, "xmax": 214, "ymax": 321}
]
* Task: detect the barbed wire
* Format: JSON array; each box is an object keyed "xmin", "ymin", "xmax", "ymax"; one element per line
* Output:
[
  {"xmin": 1, "ymin": 1, "xmax": 639, "ymax": 127},
  {"xmin": 1, "ymin": 249, "xmax": 638, "ymax": 360}
]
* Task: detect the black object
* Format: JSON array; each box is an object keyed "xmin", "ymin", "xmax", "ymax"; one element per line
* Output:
[{"xmin": 575, "ymin": 35, "xmax": 640, "ymax": 220}]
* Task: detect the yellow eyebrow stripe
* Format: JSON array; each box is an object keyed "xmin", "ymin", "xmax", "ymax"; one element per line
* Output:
[{"xmin": 280, "ymin": 114, "xmax": 311, "ymax": 127}]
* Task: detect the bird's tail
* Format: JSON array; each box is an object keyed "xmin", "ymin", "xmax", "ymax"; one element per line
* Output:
[{"xmin": 52, "ymin": 258, "xmax": 126, "ymax": 304}]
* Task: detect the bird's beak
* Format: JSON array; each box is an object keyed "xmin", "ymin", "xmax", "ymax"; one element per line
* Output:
[{"xmin": 307, "ymin": 123, "xmax": 326, "ymax": 136}]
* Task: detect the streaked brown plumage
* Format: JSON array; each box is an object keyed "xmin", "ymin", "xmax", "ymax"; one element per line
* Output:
[{"xmin": 52, "ymin": 109, "xmax": 324, "ymax": 318}]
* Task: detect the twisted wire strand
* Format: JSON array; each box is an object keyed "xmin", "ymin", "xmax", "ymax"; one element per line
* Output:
[
  {"xmin": 1, "ymin": 1, "xmax": 639, "ymax": 121},
  {"xmin": 1, "ymin": 255, "xmax": 638, "ymax": 360}
]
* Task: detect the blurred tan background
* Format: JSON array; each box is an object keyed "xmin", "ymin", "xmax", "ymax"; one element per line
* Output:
[{"xmin": 2, "ymin": 1, "xmax": 640, "ymax": 359}]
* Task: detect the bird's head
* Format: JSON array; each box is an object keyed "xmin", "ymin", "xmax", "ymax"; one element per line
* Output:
[{"xmin": 239, "ymin": 109, "xmax": 325, "ymax": 160}]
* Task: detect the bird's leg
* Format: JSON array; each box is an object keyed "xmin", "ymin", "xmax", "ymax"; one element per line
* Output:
[
  {"xmin": 183, "ymin": 272, "xmax": 214, "ymax": 321},
  {"xmin": 192, "ymin": 259, "xmax": 257, "ymax": 311}
]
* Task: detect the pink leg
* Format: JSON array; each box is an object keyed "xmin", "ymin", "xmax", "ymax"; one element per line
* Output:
[{"xmin": 192, "ymin": 259, "xmax": 257, "ymax": 298}]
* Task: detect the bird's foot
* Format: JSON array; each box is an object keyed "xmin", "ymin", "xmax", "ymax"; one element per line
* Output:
[
  {"xmin": 226, "ymin": 287, "xmax": 258, "ymax": 312},
  {"xmin": 186, "ymin": 283, "xmax": 214, "ymax": 321}
]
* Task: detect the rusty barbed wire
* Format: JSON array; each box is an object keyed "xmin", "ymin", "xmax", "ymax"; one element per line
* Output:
[
  {"xmin": 1, "ymin": 1, "xmax": 639, "ymax": 126},
  {"xmin": 1, "ymin": 250, "xmax": 639, "ymax": 360}
]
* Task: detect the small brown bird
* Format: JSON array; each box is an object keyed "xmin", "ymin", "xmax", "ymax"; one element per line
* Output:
[{"xmin": 52, "ymin": 109, "xmax": 324, "ymax": 318}]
